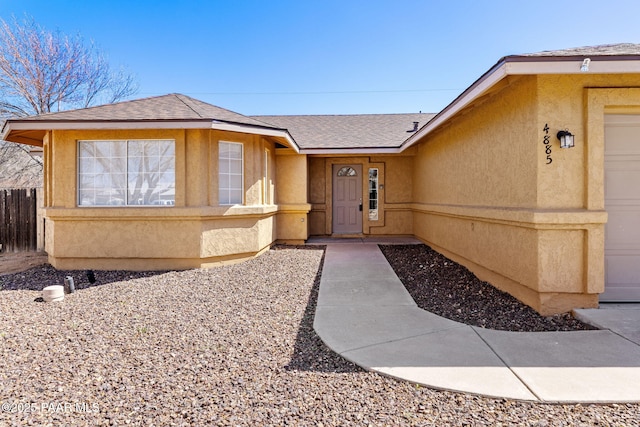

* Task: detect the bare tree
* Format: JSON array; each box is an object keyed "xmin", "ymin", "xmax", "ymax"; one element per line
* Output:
[
  {"xmin": 0, "ymin": 139, "xmax": 42, "ymax": 188},
  {"xmin": 0, "ymin": 15, "xmax": 138, "ymax": 188}
]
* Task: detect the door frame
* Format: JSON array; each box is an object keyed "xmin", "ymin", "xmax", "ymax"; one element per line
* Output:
[{"xmin": 319, "ymin": 157, "xmax": 385, "ymax": 236}]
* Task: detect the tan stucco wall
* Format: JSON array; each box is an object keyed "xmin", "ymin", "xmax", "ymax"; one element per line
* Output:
[
  {"xmin": 43, "ymin": 128, "xmax": 304, "ymax": 270},
  {"xmin": 307, "ymin": 153, "xmax": 415, "ymax": 236},
  {"xmin": 535, "ymin": 74, "xmax": 640, "ymax": 209},
  {"xmin": 411, "ymin": 73, "xmax": 640, "ymax": 314},
  {"xmin": 275, "ymin": 148, "xmax": 311, "ymax": 243},
  {"xmin": 414, "ymin": 76, "xmax": 539, "ymax": 209}
]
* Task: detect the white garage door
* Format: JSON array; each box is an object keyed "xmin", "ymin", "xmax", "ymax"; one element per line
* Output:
[{"xmin": 602, "ymin": 114, "xmax": 640, "ymax": 301}]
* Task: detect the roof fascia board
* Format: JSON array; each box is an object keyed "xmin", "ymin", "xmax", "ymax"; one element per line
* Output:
[
  {"xmin": 401, "ymin": 57, "xmax": 640, "ymax": 151},
  {"xmin": 3, "ymin": 120, "xmax": 212, "ymax": 133},
  {"xmin": 3, "ymin": 120, "xmax": 300, "ymax": 153},
  {"xmin": 300, "ymin": 147, "xmax": 403, "ymax": 155},
  {"xmin": 402, "ymin": 62, "xmax": 509, "ymax": 150},
  {"xmin": 505, "ymin": 58, "xmax": 640, "ymax": 74},
  {"xmin": 210, "ymin": 122, "xmax": 300, "ymax": 152}
]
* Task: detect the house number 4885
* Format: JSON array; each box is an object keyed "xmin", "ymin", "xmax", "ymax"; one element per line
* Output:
[{"xmin": 543, "ymin": 123, "xmax": 552, "ymax": 164}]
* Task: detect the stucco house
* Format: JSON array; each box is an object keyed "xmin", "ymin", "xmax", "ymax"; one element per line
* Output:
[{"xmin": 3, "ymin": 43, "xmax": 640, "ymax": 315}]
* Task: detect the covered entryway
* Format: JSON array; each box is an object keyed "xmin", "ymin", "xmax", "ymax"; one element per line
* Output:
[
  {"xmin": 332, "ymin": 165, "xmax": 362, "ymax": 234},
  {"xmin": 602, "ymin": 114, "xmax": 640, "ymax": 301}
]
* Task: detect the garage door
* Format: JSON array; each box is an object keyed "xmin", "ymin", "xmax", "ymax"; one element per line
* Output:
[{"xmin": 602, "ymin": 114, "xmax": 640, "ymax": 301}]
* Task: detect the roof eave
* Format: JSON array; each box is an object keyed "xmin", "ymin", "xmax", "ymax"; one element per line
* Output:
[
  {"xmin": 210, "ymin": 121, "xmax": 300, "ymax": 153},
  {"xmin": 299, "ymin": 146, "xmax": 404, "ymax": 155},
  {"xmin": 2, "ymin": 119, "xmax": 300, "ymax": 153},
  {"xmin": 401, "ymin": 56, "xmax": 640, "ymax": 150},
  {"xmin": 2, "ymin": 130, "xmax": 47, "ymax": 146}
]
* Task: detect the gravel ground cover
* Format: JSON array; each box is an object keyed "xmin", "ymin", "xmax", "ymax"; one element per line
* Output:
[
  {"xmin": 380, "ymin": 245, "xmax": 597, "ymax": 332},
  {"xmin": 1, "ymin": 245, "xmax": 638, "ymax": 426}
]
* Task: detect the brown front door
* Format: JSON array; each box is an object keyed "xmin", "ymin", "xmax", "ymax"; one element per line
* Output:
[{"xmin": 332, "ymin": 165, "xmax": 362, "ymax": 234}]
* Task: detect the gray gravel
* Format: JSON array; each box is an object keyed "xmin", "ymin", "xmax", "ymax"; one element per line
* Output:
[
  {"xmin": 380, "ymin": 245, "xmax": 597, "ymax": 332},
  {"xmin": 1, "ymin": 245, "xmax": 639, "ymax": 426}
]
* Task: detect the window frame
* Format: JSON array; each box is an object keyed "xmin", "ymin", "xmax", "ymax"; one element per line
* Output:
[
  {"xmin": 77, "ymin": 139, "xmax": 176, "ymax": 207},
  {"xmin": 218, "ymin": 141, "xmax": 244, "ymax": 206},
  {"xmin": 368, "ymin": 167, "xmax": 379, "ymax": 221},
  {"xmin": 337, "ymin": 166, "xmax": 358, "ymax": 177},
  {"xmin": 263, "ymin": 148, "xmax": 270, "ymax": 205}
]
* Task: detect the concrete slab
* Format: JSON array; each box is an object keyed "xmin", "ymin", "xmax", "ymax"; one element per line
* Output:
[
  {"xmin": 341, "ymin": 327, "xmax": 538, "ymax": 401},
  {"xmin": 474, "ymin": 328, "xmax": 640, "ymax": 402},
  {"xmin": 574, "ymin": 304, "xmax": 640, "ymax": 345},
  {"xmin": 318, "ymin": 243, "xmax": 414, "ymax": 306},
  {"xmin": 306, "ymin": 236, "xmax": 422, "ymax": 245},
  {"xmin": 317, "ymin": 278, "xmax": 416, "ymax": 307},
  {"xmin": 503, "ymin": 367, "xmax": 640, "ymax": 403},
  {"xmin": 312, "ymin": 242, "xmax": 640, "ymax": 402},
  {"xmin": 320, "ymin": 263, "xmax": 399, "ymax": 281},
  {"xmin": 322, "ymin": 242, "xmax": 390, "ymax": 260},
  {"xmin": 314, "ymin": 305, "xmax": 461, "ymax": 353}
]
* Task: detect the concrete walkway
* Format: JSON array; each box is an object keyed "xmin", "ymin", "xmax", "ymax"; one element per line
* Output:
[{"xmin": 312, "ymin": 241, "xmax": 640, "ymax": 403}]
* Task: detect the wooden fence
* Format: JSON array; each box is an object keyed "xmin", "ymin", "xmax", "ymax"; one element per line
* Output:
[{"xmin": 0, "ymin": 188, "xmax": 38, "ymax": 252}]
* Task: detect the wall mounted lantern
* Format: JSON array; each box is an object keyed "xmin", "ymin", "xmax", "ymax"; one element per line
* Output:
[{"xmin": 557, "ymin": 129, "xmax": 575, "ymax": 149}]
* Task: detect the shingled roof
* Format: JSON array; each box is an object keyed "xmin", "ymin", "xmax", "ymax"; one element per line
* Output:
[
  {"xmin": 1, "ymin": 93, "xmax": 297, "ymax": 148},
  {"xmin": 10, "ymin": 93, "xmax": 278, "ymax": 129},
  {"xmin": 256, "ymin": 113, "xmax": 433, "ymax": 150},
  {"xmin": 518, "ymin": 43, "xmax": 640, "ymax": 58}
]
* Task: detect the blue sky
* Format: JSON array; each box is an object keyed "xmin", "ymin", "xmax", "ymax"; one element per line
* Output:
[{"xmin": 1, "ymin": 0, "xmax": 639, "ymax": 115}]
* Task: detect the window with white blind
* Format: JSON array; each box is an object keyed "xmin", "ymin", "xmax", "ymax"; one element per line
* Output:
[{"xmin": 219, "ymin": 141, "xmax": 244, "ymax": 205}]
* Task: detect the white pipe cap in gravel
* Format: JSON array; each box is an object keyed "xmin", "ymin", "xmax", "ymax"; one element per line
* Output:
[{"xmin": 42, "ymin": 285, "xmax": 64, "ymax": 302}]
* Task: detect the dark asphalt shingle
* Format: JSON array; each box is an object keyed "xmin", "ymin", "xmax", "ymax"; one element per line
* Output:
[
  {"xmin": 255, "ymin": 113, "xmax": 434, "ymax": 149},
  {"xmin": 517, "ymin": 43, "xmax": 640, "ymax": 57},
  {"xmin": 14, "ymin": 93, "xmax": 277, "ymax": 129}
]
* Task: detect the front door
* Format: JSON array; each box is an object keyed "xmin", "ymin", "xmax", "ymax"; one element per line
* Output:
[
  {"xmin": 332, "ymin": 165, "xmax": 362, "ymax": 234},
  {"xmin": 602, "ymin": 114, "xmax": 640, "ymax": 301}
]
